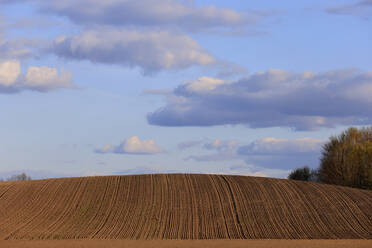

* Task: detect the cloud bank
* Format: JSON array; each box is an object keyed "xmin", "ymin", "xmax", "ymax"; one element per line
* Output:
[
  {"xmin": 148, "ymin": 69, "xmax": 372, "ymax": 130},
  {"xmin": 51, "ymin": 29, "xmax": 215, "ymax": 74},
  {"xmin": 1, "ymin": 1, "xmax": 253, "ymax": 75},
  {"xmin": 96, "ymin": 136, "xmax": 164, "ymax": 155},
  {"xmin": 24, "ymin": 0, "xmax": 263, "ymax": 33},
  {"xmin": 0, "ymin": 15, "xmax": 74, "ymax": 94},
  {"xmin": 0, "ymin": 38, "xmax": 35, "ymax": 60},
  {"xmin": 0, "ymin": 60, "xmax": 75, "ymax": 93},
  {"xmin": 1, "ymin": 0, "xmax": 271, "ymax": 35},
  {"xmin": 237, "ymin": 137, "xmax": 325, "ymax": 156},
  {"xmin": 0, "ymin": 16, "xmax": 35, "ymax": 60},
  {"xmin": 238, "ymin": 137, "xmax": 324, "ymax": 170},
  {"xmin": 327, "ymin": 0, "xmax": 372, "ymax": 18},
  {"xmin": 183, "ymin": 137, "xmax": 324, "ymax": 170}
]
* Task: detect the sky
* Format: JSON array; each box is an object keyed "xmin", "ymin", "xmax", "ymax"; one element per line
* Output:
[{"xmin": 0, "ymin": 0, "xmax": 371, "ymax": 179}]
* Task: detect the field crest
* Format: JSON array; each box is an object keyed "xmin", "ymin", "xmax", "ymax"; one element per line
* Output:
[{"xmin": 0, "ymin": 174, "xmax": 371, "ymax": 240}]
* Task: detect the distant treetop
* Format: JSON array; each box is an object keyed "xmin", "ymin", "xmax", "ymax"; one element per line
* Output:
[{"xmin": 6, "ymin": 173, "xmax": 32, "ymax": 181}]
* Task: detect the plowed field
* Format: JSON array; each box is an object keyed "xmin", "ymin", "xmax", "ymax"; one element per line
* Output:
[
  {"xmin": 0, "ymin": 174, "xmax": 371, "ymax": 240},
  {"xmin": 1, "ymin": 239, "xmax": 372, "ymax": 248}
]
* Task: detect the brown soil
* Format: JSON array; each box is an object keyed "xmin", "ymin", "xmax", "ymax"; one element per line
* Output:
[
  {"xmin": 0, "ymin": 240, "xmax": 371, "ymax": 248},
  {"xmin": 0, "ymin": 174, "xmax": 371, "ymax": 240}
]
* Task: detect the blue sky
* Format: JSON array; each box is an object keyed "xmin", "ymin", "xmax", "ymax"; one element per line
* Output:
[{"xmin": 0, "ymin": 0, "xmax": 371, "ymax": 179}]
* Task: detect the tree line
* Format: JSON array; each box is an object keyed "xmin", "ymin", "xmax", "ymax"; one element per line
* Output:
[
  {"xmin": 288, "ymin": 127, "xmax": 372, "ymax": 190},
  {"xmin": 0, "ymin": 172, "xmax": 31, "ymax": 182}
]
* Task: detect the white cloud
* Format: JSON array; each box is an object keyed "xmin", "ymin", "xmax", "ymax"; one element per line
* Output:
[
  {"xmin": 184, "ymin": 77, "xmax": 226, "ymax": 93},
  {"xmin": 96, "ymin": 136, "xmax": 164, "ymax": 155},
  {"xmin": 0, "ymin": 60, "xmax": 75, "ymax": 93},
  {"xmin": 147, "ymin": 69, "xmax": 372, "ymax": 130},
  {"xmin": 0, "ymin": 16, "xmax": 73, "ymax": 93},
  {"xmin": 24, "ymin": 66, "xmax": 74, "ymax": 91},
  {"xmin": 51, "ymin": 29, "xmax": 215, "ymax": 74},
  {"xmin": 0, "ymin": 60, "xmax": 20, "ymax": 86}
]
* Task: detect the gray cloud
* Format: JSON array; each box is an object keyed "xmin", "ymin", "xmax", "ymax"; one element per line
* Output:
[
  {"xmin": 178, "ymin": 138, "xmax": 238, "ymax": 151},
  {"xmin": 147, "ymin": 70, "xmax": 372, "ymax": 131},
  {"xmin": 237, "ymin": 137, "xmax": 325, "ymax": 156},
  {"xmin": 185, "ymin": 152, "xmax": 237, "ymax": 162},
  {"xmin": 0, "ymin": 16, "xmax": 35, "ymax": 60},
  {"xmin": 33, "ymin": 0, "xmax": 265, "ymax": 33},
  {"xmin": 228, "ymin": 164, "xmax": 289, "ymax": 178},
  {"xmin": 237, "ymin": 137, "xmax": 324, "ymax": 170},
  {"xmin": 0, "ymin": 2, "xmax": 250, "ymax": 75},
  {"xmin": 142, "ymin": 89, "xmax": 173, "ymax": 96},
  {"xmin": 0, "ymin": 0, "xmax": 276, "ymax": 35},
  {"xmin": 50, "ymin": 28, "xmax": 215, "ymax": 74},
  {"xmin": 203, "ymin": 139, "xmax": 237, "ymax": 151},
  {"xmin": 327, "ymin": 0, "xmax": 372, "ymax": 18},
  {"xmin": 6, "ymin": 16, "xmax": 65, "ymax": 30},
  {"xmin": 0, "ymin": 14, "xmax": 51, "ymax": 61},
  {"xmin": 178, "ymin": 140, "xmax": 203, "ymax": 150},
  {"xmin": 183, "ymin": 137, "xmax": 324, "ymax": 170},
  {"xmin": 0, "ymin": 14, "xmax": 6, "ymax": 39},
  {"xmin": 182, "ymin": 138, "xmax": 238, "ymax": 162},
  {"xmin": 114, "ymin": 166, "xmax": 178, "ymax": 175},
  {"xmin": 0, "ymin": 39, "xmax": 34, "ymax": 60}
]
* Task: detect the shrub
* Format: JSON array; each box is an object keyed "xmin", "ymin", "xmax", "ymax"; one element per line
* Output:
[{"xmin": 288, "ymin": 166, "xmax": 319, "ymax": 182}]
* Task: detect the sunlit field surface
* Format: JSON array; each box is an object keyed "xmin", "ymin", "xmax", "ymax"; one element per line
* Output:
[
  {"xmin": 0, "ymin": 175, "xmax": 371, "ymax": 240},
  {"xmin": 1, "ymin": 239, "xmax": 372, "ymax": 248}
]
